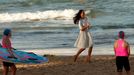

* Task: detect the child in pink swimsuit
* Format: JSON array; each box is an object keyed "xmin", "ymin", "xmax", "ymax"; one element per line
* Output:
[
  {"xmin": 114, "ymin": 31, "xmax": 131, "ymax": 75},
  {"xmin": 1, "ymin": 29, "xmax": 17, "ymax": 75}
]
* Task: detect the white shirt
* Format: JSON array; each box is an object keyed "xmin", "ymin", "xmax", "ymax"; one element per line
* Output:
[{"xmin": 78, "ymin": 18, "xmax": 89, "ymax": 30}]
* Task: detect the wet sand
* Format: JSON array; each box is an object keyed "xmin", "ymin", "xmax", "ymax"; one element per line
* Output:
[{"xmin": 0, "ymin": 55, "xmax": 134, "ymax": 75}]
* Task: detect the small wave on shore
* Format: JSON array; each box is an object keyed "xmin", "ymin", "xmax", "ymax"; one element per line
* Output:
[{"xmin": 0, "ymin": 9, "xmax": 90, "ymax": 22}]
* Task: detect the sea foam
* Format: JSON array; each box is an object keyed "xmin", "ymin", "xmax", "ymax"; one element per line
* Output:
[{"xmin": 0, "ymin": 9, "xmax": 90, "ymax": 22}]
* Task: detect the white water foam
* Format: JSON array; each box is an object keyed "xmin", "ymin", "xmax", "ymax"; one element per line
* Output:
[{"xmin": 0, "ymin": 9, "xmax": 90, "ymax": 22}]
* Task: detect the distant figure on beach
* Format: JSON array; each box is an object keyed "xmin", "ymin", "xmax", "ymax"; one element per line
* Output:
[
  {"xmin": 114, "ymin": 31, "xmax": 131, "ymax": 75},
  {"xmin": 1, "ymin": 29, "xmax": 17, "ymax": 75},
  {"xmin": 73, "ymin": 10, "xmax": 93, "ymax": 62}
]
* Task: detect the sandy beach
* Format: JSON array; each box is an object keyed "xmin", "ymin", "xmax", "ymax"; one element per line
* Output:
[
  {"xmin": 0, "ymin": 0, "xmax": 134, "ymax": 75},
  {"xmin": 0, "ymin": 55, "xmax": 134, "ymax": 75}
]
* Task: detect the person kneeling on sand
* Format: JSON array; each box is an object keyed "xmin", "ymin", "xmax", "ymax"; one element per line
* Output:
[{"xmin": 114, "ymin": 31, "xmax": 131, "ymax": 75}]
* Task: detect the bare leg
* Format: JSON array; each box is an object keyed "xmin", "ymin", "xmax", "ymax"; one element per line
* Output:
[
  {"xmin": 10, "ymin": 64, "xmax": 17, "ymax": 75},
  {"xmin": 126, "ymin": 71, "xmax": 131, "ymax": 75},
  {"xmin": 74, "ymin": 48, "xmax": 85, "ymax": 62},
  {"xmin": 85, "ymin": 46, "xmax": 93, "ymax": 62},
  {"xmin": 2, "ymin": 65, "xmax": 9, "ymax": 75}
]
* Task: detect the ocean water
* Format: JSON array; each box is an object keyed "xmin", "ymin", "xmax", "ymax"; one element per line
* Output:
[{"xmin": 0, "ymin": 0, "xmax": 134, "ymax": 55}]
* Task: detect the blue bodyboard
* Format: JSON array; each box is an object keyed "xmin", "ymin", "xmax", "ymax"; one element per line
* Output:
[{"xmin": 0, "ymin": 48, "xmax": 48, "ymax": 64}]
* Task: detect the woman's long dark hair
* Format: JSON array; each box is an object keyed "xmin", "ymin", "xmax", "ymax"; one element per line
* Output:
[{"xmin": 73, "ymin": 10, "xmax": 84, "ymax": 24}]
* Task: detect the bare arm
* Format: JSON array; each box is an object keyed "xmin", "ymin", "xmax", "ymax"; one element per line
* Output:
[
  {"xmin": 127, "ymin": 43, "xmax": 130, "ymax": 56},
  {"xmin": 4, "ymin": 38, "xmax": 12, "ymax": 51},
  {"xmin": 4, "ymin": 38, "xmax": 15, "ymax": 57},
  {"xmin": 124, "ymin": 41, "xmax": 130, "ymax": 56},
  {"xmin": 81, "ymin": 22, "xmax": 92, "ymax": 31},
  {"xmin": 114, "ymin": 40, "xmax": 118, "ymax": 55},
  {"xmin": 81, "ymin": 25, "xmax": 89, "ymax": 31}
]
